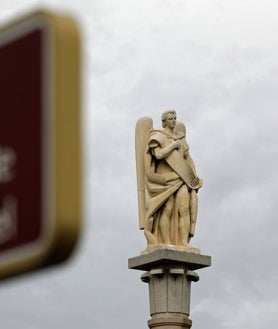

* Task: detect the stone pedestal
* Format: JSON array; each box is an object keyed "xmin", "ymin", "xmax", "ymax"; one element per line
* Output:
[{"xmin": 128, "ymin": 248, "xmax": 211, "ymax": 329}]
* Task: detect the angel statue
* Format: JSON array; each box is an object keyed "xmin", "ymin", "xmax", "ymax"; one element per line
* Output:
[{"xmin": 135, "ymin": 110, "xmax": 203, "ymax": 251}]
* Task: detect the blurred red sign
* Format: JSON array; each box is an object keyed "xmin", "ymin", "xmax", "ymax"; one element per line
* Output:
[
  {"xmin": 0, "ymin": 25, "xmax": 44, "ymax": 254},
  {"xmin": 0, "ymin": 10, "xmax": 81, "ymax": 279}
]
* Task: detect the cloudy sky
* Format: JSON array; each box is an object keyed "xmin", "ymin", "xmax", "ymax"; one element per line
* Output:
[{"xmin": 1, "ymin": 0, "xmax": 278, "ymax": 328}]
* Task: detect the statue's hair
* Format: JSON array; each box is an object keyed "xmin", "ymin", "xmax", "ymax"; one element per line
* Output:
[{"xmin": 161, "ymin": 109, "xmax": 176, "ymax": 128}]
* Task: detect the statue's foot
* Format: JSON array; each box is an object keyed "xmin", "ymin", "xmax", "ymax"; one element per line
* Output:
[
  {"xmin": 182, "ymin": 241, "xmax": 191, "ymax": 248},
  {"xmin": 144, "ymin": 231, "xmax": 158, "ymax": 245},
  {"xmin": 141, "ymin": 243, "xmax": 201, "ymax": 255},
  {"xmin": 181, "ymin": 242, "xmax": 200, "ymax": 253}
]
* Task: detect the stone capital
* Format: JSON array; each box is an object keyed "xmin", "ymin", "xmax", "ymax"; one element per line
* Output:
[{"xmin": 128, "ymin": 248, "xmax": 211, "ymax": 272}]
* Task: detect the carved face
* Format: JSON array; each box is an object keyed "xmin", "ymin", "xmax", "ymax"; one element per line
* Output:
[{"xmin": 165, "ymin": 113, "xmax": 177, "ymax": 129}]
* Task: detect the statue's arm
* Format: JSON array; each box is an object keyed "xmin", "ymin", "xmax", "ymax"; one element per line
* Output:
[{"xmin": 152, "ymin": 141, "xmax": 180, "ymax": 159}]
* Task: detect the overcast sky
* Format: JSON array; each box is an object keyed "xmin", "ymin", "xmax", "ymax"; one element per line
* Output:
[{"xmin": 0, "ymin": 1, "xmax": 278, "ymax": 328}]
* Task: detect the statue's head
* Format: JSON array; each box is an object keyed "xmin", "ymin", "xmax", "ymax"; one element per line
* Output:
[{"xmin": 161, "ymin": 109, "xmax": 176, "ymax": 128}]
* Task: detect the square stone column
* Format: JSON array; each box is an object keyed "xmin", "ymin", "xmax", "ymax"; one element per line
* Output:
[{"xmin": 129, "ymin": 248, "xmax": 211, "ymax": 329}]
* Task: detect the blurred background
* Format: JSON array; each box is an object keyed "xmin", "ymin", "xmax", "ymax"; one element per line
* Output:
[{"xmin": 0, "ymin": 1, "xmax": 278, "ymax": 328}]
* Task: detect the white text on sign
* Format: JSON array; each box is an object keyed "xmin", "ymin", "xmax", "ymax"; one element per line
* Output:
[
  {"xmin": 0, "ymin": 197, "xmax": 17, "ymax": 244},
  {"xmin": 0, "ymin": 146, "xmax": 17, "ymax": 244},
  {"xmin": 0, "ymin": 146, "xmax": 17, "ymax": 183}
]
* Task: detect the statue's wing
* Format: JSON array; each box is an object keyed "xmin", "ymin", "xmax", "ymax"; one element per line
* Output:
[{"xmin": 135, "ymin": 117, "xmax": 153, "ymax": 229}]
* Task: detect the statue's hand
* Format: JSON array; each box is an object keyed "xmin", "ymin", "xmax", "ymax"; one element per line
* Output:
[
  {"xmin": 173, "ymin": 141, "xmax": 181, "ymax": 149},
  {"xmin": 192, "ymin": 177, "xmax": 203, "ymax": 190}
]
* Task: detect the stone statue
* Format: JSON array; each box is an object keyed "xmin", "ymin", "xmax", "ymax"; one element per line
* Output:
[{"xmin": 135, "ymin": 110, "xmax": 203, "ymax": 251}]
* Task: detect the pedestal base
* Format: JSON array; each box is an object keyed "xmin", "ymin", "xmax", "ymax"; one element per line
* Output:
[
  {"xmin": 129, "ymin": 247, "xmax": 211, "ymax": 329},
  {"xmin": 148, "ymin": 316, "xmax": 192, "ymax": 329}
]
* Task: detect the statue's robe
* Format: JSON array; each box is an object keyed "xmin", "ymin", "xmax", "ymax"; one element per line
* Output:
[{"xmin": 144, "ymin": 130, "xmax": 201, "ymax": 245}]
